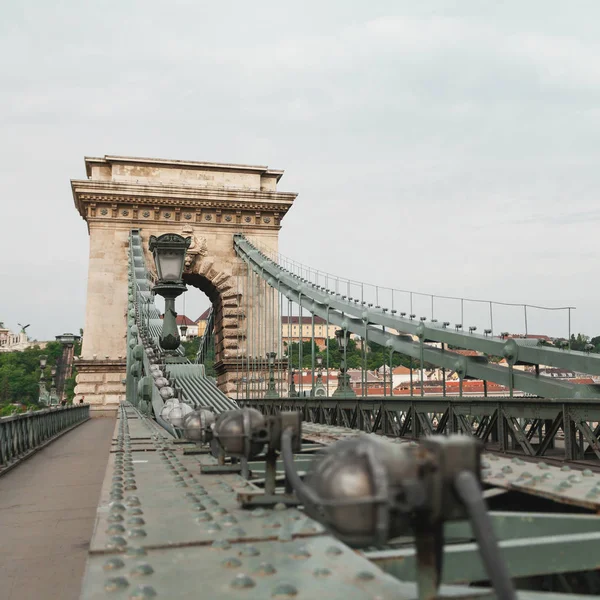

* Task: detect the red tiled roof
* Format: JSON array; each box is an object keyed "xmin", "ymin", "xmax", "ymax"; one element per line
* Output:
[
  {"xmin": 176, "ymin": 315, "xmax": 196, "ymax": 326},
  {"xmin": 282, "ymin": 316, "xmax": 328, "ymax": 325}
]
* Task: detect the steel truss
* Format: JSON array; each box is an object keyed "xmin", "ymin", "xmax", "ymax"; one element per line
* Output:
[{"xmin": 241, "ymin": 396, "xmax": 600, "ymax": 462}]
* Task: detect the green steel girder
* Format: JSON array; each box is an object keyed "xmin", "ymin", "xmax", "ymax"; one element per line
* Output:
[
  {"xmin": 366, "ymin": 530, "xmax": 600, "ymax": 584},
  {"xmin": 444, "ymin": 512, "xmax": 600, "ymax": 541},
  {"xmin": 234, "ymin": 236, "xmax": 600, "ymax": 399},
  {"xmin": 243, "ymin": 395, "xmax": 600, "ymax": 461}
]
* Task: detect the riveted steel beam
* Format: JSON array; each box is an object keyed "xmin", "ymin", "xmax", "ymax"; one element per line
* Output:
[{"xmin": 234, "ymin": 236, "xmax": 600, "ymax": 399}]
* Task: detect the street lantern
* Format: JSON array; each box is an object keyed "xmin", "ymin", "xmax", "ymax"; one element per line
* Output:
[
  {"xmin": 312, "ymin": 354, "xmax": 326, "ymax": 397},
  {"xmin": 38, "ymin": 356, "xmax": 50, "ymax": 405},
  {"xmin": 180, "ymin": 324, "xmax": 188, "ymax": 339},
  {"xmin": 265, "ymin": 351, "xmax": 279, "ymax": 399},
  {"xmin": 148, "ymin": 233, "xmax": 191, "ymax": 356},
  {"xmin": 149, "ymin": 233, "xmax": 191, "ymax": 282},
  {"xmin": 335, "ymin": 328, "xmax": 350, "ymax": 350},
  {"xmin": 333, "ymin": 328, "xmax": 355, "ymax": 398}
]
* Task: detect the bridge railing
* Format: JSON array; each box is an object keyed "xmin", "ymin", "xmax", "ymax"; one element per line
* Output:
[{"xmin": 0, "ymin": 404, "xmax": 89, "ymax": 473}]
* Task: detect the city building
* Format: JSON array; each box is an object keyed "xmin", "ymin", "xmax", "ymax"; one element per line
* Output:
[
  {"xmin": 281, "ymin": 316, "xmax": 338, "ymax": 350},
  {"xmin": 195, "ymin": 308, "xmax": 211, "ymax": 337},
  {"xmin": 177, "ymin": 315, "xmax": 198, "ymax": 340}
]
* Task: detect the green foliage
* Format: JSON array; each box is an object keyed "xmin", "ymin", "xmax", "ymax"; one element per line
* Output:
[
  {"xmin": 0, "ymin": 342, "xmax": 63, "ymax": 407},
  {"xmin": 284, "ymin": 338, "xmax": 416, "ymax": 370},
  {"xmin": 181, "ymin": 337, "xmax": 216, "ymax": 377}
]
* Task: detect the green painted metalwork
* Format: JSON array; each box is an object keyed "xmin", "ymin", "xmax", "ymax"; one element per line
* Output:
[
  {"xmin": 233, "ymin": 235, "xmax": 600, "ymax": 399},
  {"xmin": 242, "ymin": 395, "xmax": 600, "ymax": 462},
  {"xmin": 0, "ymin": 404, "xmax": 89, "ymax": 473}
]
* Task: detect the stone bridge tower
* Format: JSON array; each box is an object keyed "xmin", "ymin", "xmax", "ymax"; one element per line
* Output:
[{"xmin": 71, "ymin": 155, "xmax": 297, "ymax": 412}]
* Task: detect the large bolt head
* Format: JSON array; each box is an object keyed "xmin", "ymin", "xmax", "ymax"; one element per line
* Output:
[
  {"xmin": 182, "ymin": 409, "xmax": 215, "ymax": 443},
  {"xmin": 160, "ymin": 400, "xmax": 175, "ymax": 420},
  {"xmin": 168, "ymin": 402, "xmax": 193, "ymax": 429},
  {"xmin": 159, "ymin": 386, "xmax": 175, "ymax": 400},
  {"xmin": 154, "ymin": 377, "xmax": 169, "ymax": 389},
  {"xmin": 214, "ymin": 408, "xmax": 266, "ymax": 459}
]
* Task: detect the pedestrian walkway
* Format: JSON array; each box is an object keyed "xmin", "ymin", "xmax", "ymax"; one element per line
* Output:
[{"xmin": 0, "ymin": 416, "xmax": 116, "ymax": 600}]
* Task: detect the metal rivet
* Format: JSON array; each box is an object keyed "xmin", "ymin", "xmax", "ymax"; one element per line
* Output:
[
  {"xmin": 107, "ymin": 524, "xmax": 126, "ymax": 534},
  {"xmin": 221, "ymin": 515, "xmax": 238, "ymax": 525},
  {"xmin": 125, "ymin": 546, "xmax": 148, "ymax": 557},
  {"xmin": 128, "ymin": 517, "xmax": 146, "ymax": 526},
  {"xmin": 103, "ymin": 558, "xmax": 126, "ymax": 571},
  {"xmin": 583, "ymin": 469, "xmax": 594, "ymax": 477},
  {"xmin": 511, "ymin": 458, "xmax": 525, "ymax": 465},
  {"xmin": 128, "ymin": 508, "xmax": 144, "ymax": 516},
  {"xmin": 222, "ymin": 557, "xmax": 242, "ymax": 568},
  {"xmin": 191, "ymin": 503, "xmax": 206, "ymax": 512},
  {"xmin": 501, "ymin": 466, "xmax": 513, "ymax": 474},
  {"xmin": 356, "ymin": 571, "xmax": 375, "ymax": 581},
  {"xmin": 326, "ymin": 546, "xmax": 343, "ymax": 556},
  {"xmin": 274, "ymin": 502, "xmax": 286, "ymax": 511},
  {"xmin": 196, "ymin": 513, "xmax": 213, "ymax": 522},
  {"xmin": 561, "ymin": 465, "xmax": 571, "ymax": 472},
  {"xmin": 126, "ymin": 496, "xmax": 141, "ymax": 506},
  {"xmin": 128, "ymin": 528, "xmax": 147, "ymax": 538},
  {"xmin": 206, "ymin": 523, "xmax": 222, "ymax": 533},
  {"xmin": 211, "ymin": 540, "xmax": 231, "ymax": 550},
  {"xmin": 568, "ymin": 475, "xmax": 582, "ymax": 483},
  {"xmin": 106, "ymin": 536, "xmax": 128, "ymax": 549},
  {"xmin": 313, "ymin": 567, "xmax": 331, "ymax": 578},
  {"xmin": 108, "ymin": 513, "xmax": 125, "ymax": 523},
  {"xmin": 129, "ymin": 584, "xmax": 157, "ymax": 598},
  {"xmin": 272, "ymin": 583, "xmax": 298, "ymax": 597},
  {"xmin": 130, "ymin": 564, "xmax": 154, "ymax": 577},
  {"xmin": 105, "ymin": 576, "xmax": 129, "ymax": 592},
  {"xmin": 290, "ymin": 546, "xmax": 311, "ymax": 559},
  {"xmin": 254, "ymin": 562, "xmax": 276, "ymax": 576},
  {"xmin": 537, "ymin": 462, "xmax": 549, "ymax": 470},
  {"xmin": 229, "ymin": 527, "xmax": 247, "ymax": 537},
  {"xmin": 231, "ymin": 574, "xmax": 255, "ymax": 589},
  {"xmin": 239, "ymin": 545, "xmax": 260, "ymax": 557}
]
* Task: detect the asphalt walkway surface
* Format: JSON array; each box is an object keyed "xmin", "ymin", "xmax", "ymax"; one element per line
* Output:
[{"xmin": 0, "ymin": 416, "xmax": 115, "ymax": 600}]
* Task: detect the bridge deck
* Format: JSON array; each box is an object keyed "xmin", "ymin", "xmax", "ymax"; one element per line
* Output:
[{"xmin": 0, "ymin": 416, "xmax": 116, "ymax": 600}]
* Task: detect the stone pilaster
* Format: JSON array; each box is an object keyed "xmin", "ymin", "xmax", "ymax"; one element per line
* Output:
[{"xmin": 74, "ymin": 358, "xmax": 126, "ymax": 414}]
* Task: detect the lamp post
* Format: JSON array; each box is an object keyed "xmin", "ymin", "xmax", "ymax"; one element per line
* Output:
[
  {"xmin": 312, "ymin": 355, "xmax": 326, "ymax": 396},
  {"xmin": 49, "ymin": 367, "xmax": 59, "ymax": 405},
  {"xmin": 333, "ymin": 329, "xmax": 355, "ymax": 398},
  {"xmin": 264, "ymin": 351, "xmax": 279, "ymax": 399},
  {"xmin": 288, "ymin": 369, "xmax": 298, "ymax": 397},
  {"xmin": 38, "ymin": 355, "xmax": 50, "ymax": 405},
  {"xmin": 149, "ymin": 233, "xmax": 191, "ymax": 360}
]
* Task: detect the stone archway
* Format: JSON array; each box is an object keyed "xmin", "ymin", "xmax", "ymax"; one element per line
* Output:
[{"xmin": 71, "ymin": 154, "xmax": 297, "ymax": 411}]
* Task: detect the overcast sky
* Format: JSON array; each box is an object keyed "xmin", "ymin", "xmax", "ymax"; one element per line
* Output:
[{"xmin": 2, "ymin": 1, "xmax": 600, "ymax": 341}]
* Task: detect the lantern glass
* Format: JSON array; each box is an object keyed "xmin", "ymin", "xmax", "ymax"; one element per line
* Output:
[
  {"xmin": 317, "ymin": 355, "xmax": 323, "ymax": 367},
  {"xmin": 157, "ymin": 250, "xmax": 183, "ymax": 281},
  {"xmin": 336, "ymin": 329, "xmax": 349, "ymax": 350},
  {"xmin": 149, "ymin": 234, "xmax": 191, "ymax": 283},
  {"xmin": 267, "ymin": 352, "xmax": 276, "ymax": 366},
  {"xmin": 40, "ymin": 355, "xmax": 47, "ymax": 369},
  {"xmin": 180, "ymin": 324, "xmax": 188, "ymax": 336}
]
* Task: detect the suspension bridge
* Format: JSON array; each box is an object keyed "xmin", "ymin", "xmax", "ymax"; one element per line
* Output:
[{"xmin": 2, "ymin": 155, "xmax": 600, "ymax": 599}]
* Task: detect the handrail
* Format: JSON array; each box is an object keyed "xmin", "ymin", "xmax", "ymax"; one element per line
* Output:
[{"xmin": 0, "ymin": 404, "xmax": 90, "ymax": 472}]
